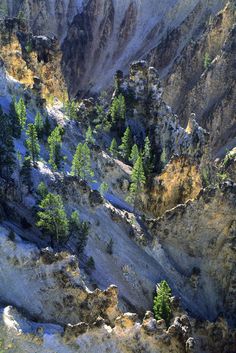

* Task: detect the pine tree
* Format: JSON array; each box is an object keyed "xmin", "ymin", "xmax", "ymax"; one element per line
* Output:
[
  {"xmin": 20, "ymin": 154, "xmax": 32, "ymax": 192},
  {"xmin": 128, "ymin": 155, "xmax": 146, "ymax": 209},
  {"xmin": 48, "ymin": 126, "xmax": 62, "ymax": 170},
  {"xmin": 129, "ymin": 144, "xmax": 139, "ymax": 165},
  {"xmin": 94, "ymin": 104, "xmax": 111, "ymax": 132},
  {"xmin": 110, "ymin": 94, "xmax": 126, "ymax": 124},
  {"xmin": 71, "ymin": 143, "xmax": 94, "ymax": 181},
  {"xmin": 153, "ymin": 280, "xmax": 172, "ymax": 328},
  {"xmin": 37, "ymin": 193, "xmax": 69, "ymax": 243},
  {"xmin": 34, "ymin": 112, "xmax": 44, "ymax": 139},
  {"xmin": 26, "ymin": 123, "xmax": 40, "ymax": 166},
  {"xmin": 109, "ymin": 138, "xmax": 118, "ymax": 157},
  {"xmin": 9, "ymin": 98, "xmax": 21, "ymax": 138},
  {"xmin": 85, "ymin": 126, "xmax": 95, "ymax": 144},
  {"xmin": 0, "ymin": 107, "xmax": 15, "ymax": 179},
  {"xmin": 119, "ymin": 127, "xmax": 133, "ymax": 160},
  {"xmin": 70, "ymin": 211, "xmax": 89, "ymax": 254},
  {"xmin": 44, "ymin": 116, "xmax": 51, "ymax": 137},
  {"xmin": 16, "ymin": 97, "xmax": 26, "ymax": 130},
  {"xmin": 143, "ymin": 136, "xmax": 152, "ymax": 175},
  {"xmin": 37, "ymin": 181, "xmax": 48, "ymax": 199}
]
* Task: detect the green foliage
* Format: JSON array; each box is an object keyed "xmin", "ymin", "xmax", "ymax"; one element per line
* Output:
[
  {"xmin": 9, "ymin": 98, "xmax": 21, "ymax": 138},
  {"xmin": 94, "ymin": 104, "xmax": 111, "ymax": 132},
  {"xmin": 48, "ymin": 126, "xmax": 62, "ymax": 170},
  {"xmin": 99, "ymin": 182, "xmax": 109, "ymax": 196},
  {"xmin": 109, "ymin": 138, "xmax": 118, "ymax": 157},
  {"xmin": 64, "ymin": 100, "xmax": 78, "ymax": 120},
  {"xmin": 110, "ymin": 94, "xmax": 126, "ymax": 124},
  {"xmin": 26, "ymin": 123, "xmax": 40, "ymax": 165},
  {"xmin": 37, "ymin": 181, "xmax": 48, "ymax": 199},
  {"xmin": 128, "ymin": 155, "xmax": 146, "ymax": 208},
  {"xmin": 43, "ymin": 116, "xmax": 51, "ymax": 137},
  {"xmin": 20, "ymin": 154, "xmax": 32, "ymax": 191},
  {"xmin": 204, "ymin": 53, "xmax": 211, "ymax": 69},
  {"xmin": 153, "ymin": 280, "xmax": 172, "ymax": 327},
  {"xmin": 71, "ymin": 142, "xmax": 94, "ymax": 181},
  {"xmin": 119, "ymin": 127, "xmax": 133, "ymax": 160},
  {"xmin": 15, "ymin": 98, "xmax": 27, "ymax": 130},
  {"xmin": 85, "ymin": 126, "xmax": 95, "ymax": 144},
  {"xmin": 34, "ymin": 112, "xmax": 44, "ymax": 138},
  {"xmin": 143, "ymin": 136, "xmax": 152, "ymax": 175},
  {"xmin": 129, "ymin": 144, "xmax": 139, "ymax": 165},
  {"xmin": 37, "ymin": 193, "xmax": 69, "ymax": 243},
  {"xmin": 0, "ymin": 107, "xmax": 15, "ymax": 179},
  {"xmin": 70, "ymin": 211, "xmax": 90, "ymax": 254}
]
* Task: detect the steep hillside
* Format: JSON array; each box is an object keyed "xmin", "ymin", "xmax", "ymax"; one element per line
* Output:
[{"xmin": 0, "ymin": 1, "xmax": 235, "ymax": 352}]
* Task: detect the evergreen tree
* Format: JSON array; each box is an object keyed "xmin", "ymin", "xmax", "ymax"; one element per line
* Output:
[
  {"xmin": 143, "ymin": 136, "xmax": 152, "ymax": 175},
  {"xmin": 153, "ymin": 280, "xmax": 172, "ymax": 327},
  {"xmin": 44, "ymin": 116, "xmax": 51, "ymax": 137},
  {"xmin": 34, "ymin": 112, "xmax": 44, "ymax": 138},
  {"xmin": 48, "ymin": 126, "xmax": 62, "ymax": 170},
  {"xmin": 71, "ymin": 142, "xmax": 94, "ymax": 181},
  {"xmin": 9, "ymin": 98, "xmax": 21, "ymax": 138},
  {"xmin": 16, "ymin": 97, "xmax": 26, "ymax": 130},
  {"xmin": 65, "ymin": 99, "xmax": 77, "ymax": 120},
  {"xmin": 94, "ymin": 104, "xmax": 111, "ymax": 132},
  {"xmin": 128, "ymin": 155, "xmax": 146, "ymax": 209},
  {"xmin": 70, "ymin": 211, "xmax": 89, "ymax": 254},
  {"xmin": 85, "ymin": 126, "xmax": 95, "ymax": 144},
  {"xmin": 109, "ymin": 138, "xmax": 118, "ymax": 157},
  {"xmin": 37, "ymin": 181, "xmax": 48, "ymax": 199},
  {"xmin": 37, "ymin": 193, "xmax": 69, "ymax": 243},
  {"xmin": 26, "ymin": 123, "xmax": 40, "ymax": 166},
  {"xmin": 129, "ymin": 144, "xmax": 139, "ymax": 165},
  {"xmin": 20, "ymin": 154, "xmax": 32, "ymax": 192},
  {"xmin": 119, "ymin": 127, "xmax": 133, "ymax": 160},
  {"xmin": 0, "ymin": 107, "xmax": 15, "ymax": 179},
  {"xmin": 110, "ymin": 94, "xmax": 126, "ymax": 124}
]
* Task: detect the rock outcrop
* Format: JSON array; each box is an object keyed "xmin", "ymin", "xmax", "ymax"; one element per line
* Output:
[
  {"xmin": 147, "ymin": 182, "xmax": 236, "ymax": 325},
  {"xmin": 0, "ymin": 17, "xmax": 67, "ymax": 102}
]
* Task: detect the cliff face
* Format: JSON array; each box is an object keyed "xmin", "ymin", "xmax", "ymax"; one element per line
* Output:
[
  {"xmin": 148, "ymin": 0, "xmax": 236, "ymax": 154},
  {"xmin": 147, "ymin": 182, "xmax": 236, "ymax": 325},
  {"xmin": 1, "ymin": 0, "xmax": 234, "ymax": 154}
]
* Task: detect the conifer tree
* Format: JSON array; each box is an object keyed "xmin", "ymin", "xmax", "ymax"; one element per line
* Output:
[
  {"xmin": 153, "ymin": 280, "xmax": 172, "ymax": 327},
  {"xmin": 119, "ymin": 127, "xmax": 133, "ymax": 160},
  {"xmin": 34, "ymin": 112, "xmax": 44, "ymax": 139},
  {"xmin": 37, "ymin": 181, "xmax": 48, "ymax": 199},
  {"xmin": 85, "ymin": 126, "xmax": 95, "ymax": 144},
  {"xmin": 9, "ymin": 98, "xmax": 21, "ymax": 138},
  {"xmin": 70, "ymin": 211, "xmax": 89, "ymax": 254},
  {"xmin": 44, "ymin": 116, "xmax": 51, "ymax": 137},
  {"xmin": 109, "ymin": 138, "xmax": 118, "ymax": 157},
  {"xmin": 37, "ymin": 193, "xmax": 69, "ymax": 243},
  {"xmin": 20, "ymin": 154, "xmax": 32, "ymax": 192},
  {"xmin": 48, "ymin": 126, "xmax": 62, "ymax": 170},
  {"xmin": 143, "ymin": 136, "xmax": 152, "ymax": 175},
  {"xmin": 110, "ymin": 94, "xmax": 126, "ymax": 124},
  {"xmin": 0, "ymin": 107, "xmax": 15, "ymax": 179},
  {"xmin": 128, "ymin": 155, "xmax": 146, "ymax": 209},
  {"xmin": 71, "ymin": 143, "xmax": 94, "ymax": 181},
  {"xmin": 16, "ymin": 97, "xmax": 27, "ymax": 130},
  {"xmin": 129, "ymin": 144, "xmax": 139, "ymax": 165},
  {"xmin": 26, "ymin": 123, "xmax": 40, "ymax": 166}
]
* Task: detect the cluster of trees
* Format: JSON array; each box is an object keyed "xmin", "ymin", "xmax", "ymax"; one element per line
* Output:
[
  {"xmin": 108, "ymin": 127, "xmax": 153, "ymax": 208},
  {"xmin": 36, "ymin": 188, "xmax": 90, "ymax": 252},
  {"xmin": 153, "ymin": 280, "xmax": 172, "ymax": 327}
]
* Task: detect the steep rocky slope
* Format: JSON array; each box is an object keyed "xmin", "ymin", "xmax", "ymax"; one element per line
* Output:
[{"xmin": 0, "ymin": 1, "xmax": 235, "ymax": 352}]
